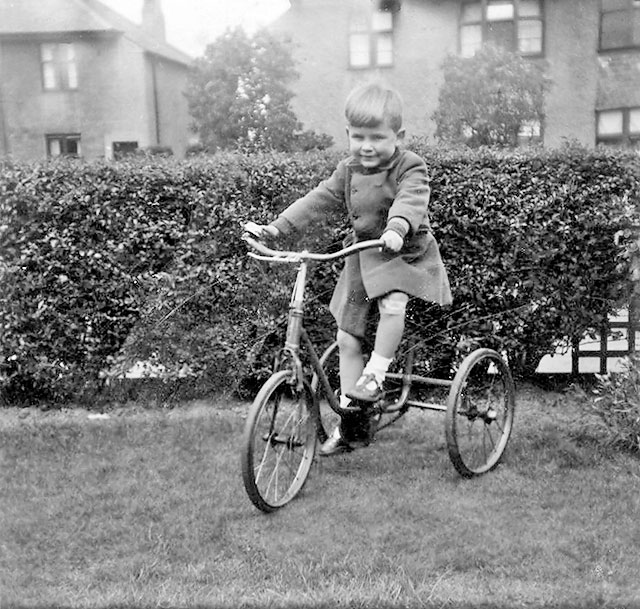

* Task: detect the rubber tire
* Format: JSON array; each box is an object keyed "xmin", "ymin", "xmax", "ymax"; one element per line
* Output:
[
  {"xmin": 241, "ymin": 371, "xmax": 317, "ymax": 512},
  {"xmin": 445, "ymin": 348, "xmax": 515, "ymax": 478}
]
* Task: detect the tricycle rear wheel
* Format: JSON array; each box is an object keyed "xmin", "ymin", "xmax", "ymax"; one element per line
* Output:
[{"xmin": 445, "ymin": 348, "xmax": 515, "ymax": 477}]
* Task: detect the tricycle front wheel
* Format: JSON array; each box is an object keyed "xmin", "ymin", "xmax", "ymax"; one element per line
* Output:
[
  {"xmin": 445, "ymin": 348, "xmax": 515, "ymax": 477},
  {"xmin": 241, "ymin": 371, "xmax": 317, "ymax": 512}
]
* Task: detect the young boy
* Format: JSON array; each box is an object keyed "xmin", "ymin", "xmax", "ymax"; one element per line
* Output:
[{"xmin": 248, "ymin": 82, "xmax": 451, "ymax": 455}]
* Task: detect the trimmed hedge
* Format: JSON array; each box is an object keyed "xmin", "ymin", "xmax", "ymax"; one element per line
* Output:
[{"xmin": 0, "ymin": 145, "xmax": 638, "ymax": 405}]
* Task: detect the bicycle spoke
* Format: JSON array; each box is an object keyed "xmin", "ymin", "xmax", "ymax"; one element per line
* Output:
[{"xmin": 242, "ymin": 372, "xmax": 317, "ymax": 511}]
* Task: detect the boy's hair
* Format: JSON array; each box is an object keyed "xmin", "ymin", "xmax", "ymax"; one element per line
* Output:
[{"xmin": 345, "ymin": 83, "xmax": 403, "ymax": 133}]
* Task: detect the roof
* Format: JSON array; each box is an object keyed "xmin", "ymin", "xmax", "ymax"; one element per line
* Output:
[{"xmin": 0, "ymin": 0, "xmax": 192, "ymax": 65}]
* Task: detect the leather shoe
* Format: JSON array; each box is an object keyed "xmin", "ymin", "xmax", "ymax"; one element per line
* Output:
[
  {"xmin": 318, "ymin": 428, "xmax": 352, "ymax": 457},
  {"xmin": 346, "ymin": 373, "xmax": 384, "ymax": 403}
]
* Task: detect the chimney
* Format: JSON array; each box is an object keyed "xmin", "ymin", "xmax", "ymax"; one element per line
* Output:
[{"xmin": 142, "ymin": 0, "xmax": 166, "ymax": 41}]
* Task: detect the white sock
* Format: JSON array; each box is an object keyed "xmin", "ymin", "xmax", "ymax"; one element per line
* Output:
[
  {"xmin": 339, "ymin": 394, "xmax": 351, "ymax": 409},
  {"xmin": 363, "ymin": 352, "xmax": 393, "ymax": 384}
]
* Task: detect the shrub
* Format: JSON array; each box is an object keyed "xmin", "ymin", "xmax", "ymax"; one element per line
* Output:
[
  {"xmin": 1, "ymin": 144, "xmax": 638, "ymax": 404},
  {"xmin": 591, "ymin": 355, "xmax": 640, "ymax": 453},
  {"xmin": 411, "ymin": 140, "xmax": 640, "ymax": 376}
]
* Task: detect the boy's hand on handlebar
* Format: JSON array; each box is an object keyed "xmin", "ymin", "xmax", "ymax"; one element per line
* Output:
[
  {"xmin": 244, "ymin": 222, "xmax": 280, "ymax": 240},
  {"xmin": 380, "ymin": 230, "xmax": 404, "ymax": 253}
]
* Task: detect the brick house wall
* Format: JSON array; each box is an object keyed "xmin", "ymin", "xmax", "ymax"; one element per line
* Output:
[
  {"xmin": 272, "ymin": 0, "xmax": 638, "ymax": 150},
  {"xmin": 0, "ymin": 0, "xmax": 191, "ymax": 161}
]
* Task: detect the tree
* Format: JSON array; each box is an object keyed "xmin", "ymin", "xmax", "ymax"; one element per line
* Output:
[
  {"xmin": 185, "ymin": 28, "xmax": 332, "ymax": 152},
  {"xmin": 432, "ymin": 45, "xmax": 550, "ymax": 148}
]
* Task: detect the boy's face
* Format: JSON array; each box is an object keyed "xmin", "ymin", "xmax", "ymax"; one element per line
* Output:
[{"xmin": 346, "ymin": 122, "xmax": 404, "ymax": 169}]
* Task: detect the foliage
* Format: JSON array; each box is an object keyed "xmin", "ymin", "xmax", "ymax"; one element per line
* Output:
[
  {"xmin": 0, "ymin": 145, "xmax": 638, "ymax": 404},
  {"xmin": 592, "ymin": 355, "xmax": 640, "ymax": 453},
  {"xmin": 410, "ymin": 140, "xmax": 639, "ymax": 376},
  {"xmin": 432, "ymin": 45, "xmax": 550, "ymax": 147},
  {"xmin": 0, "ymin": 159, "xmax": 195, "ymax": 403},
  {"xmin": 185, "ymin": 28, "xmax": 333, "ymax": 153}
]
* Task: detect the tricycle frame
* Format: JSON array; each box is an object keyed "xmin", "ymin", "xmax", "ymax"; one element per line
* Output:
[{"xmin": 240, "ymin": 236, "xmax": 516, "ymax": 512}]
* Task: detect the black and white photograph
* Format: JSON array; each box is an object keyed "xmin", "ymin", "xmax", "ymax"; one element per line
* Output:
[{"xmin": 1, "ymin": 1, "xmax": 639, "ymax": 607}]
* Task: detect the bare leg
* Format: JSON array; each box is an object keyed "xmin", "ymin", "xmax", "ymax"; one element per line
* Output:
[
  {"xmin": 373, "ymin": 310, "xmax": 406, "ymax": 359},
  {"xmin": 373, "ymin": 291, "xmax": 409, "ymax": 358},
  {"xmin": 336, "ymin": 329, "xmax": 365, "ymax": 402}
]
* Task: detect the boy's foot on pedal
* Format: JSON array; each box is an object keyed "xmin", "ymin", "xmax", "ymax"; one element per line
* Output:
[
  {"xmin": 346, "ymin": 373, "xmax": 384, "ymax": 403},
  {"xmin": 319, "ymin": 427, "xmax": 352, "ymax": 456}
]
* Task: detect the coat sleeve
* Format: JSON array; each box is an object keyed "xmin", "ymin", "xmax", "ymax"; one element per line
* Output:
[
  {"xmin": 270, "ymin": 160, "xmax": 347, "ymax": 236},
  {"xmin": 386, "ymin": 151, "xmax": 430, "ymax": 236}
]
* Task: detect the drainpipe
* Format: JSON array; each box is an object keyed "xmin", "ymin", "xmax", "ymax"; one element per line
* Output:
[
  {"xmin": 151, "ymin": 55, "xmax": 160, "ymax": 145},
  {"xmin": 0, "ymin": 41, "xmax": 10, "ymax": 157}
]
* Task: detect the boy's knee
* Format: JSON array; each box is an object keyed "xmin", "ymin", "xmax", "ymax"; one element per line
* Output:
[
  {"xmin": 378, "ymin": 292, "xmax": 408, "ymax": 317},
  {"xmin": 336, "ymin": 329, "xmax": 361, "ymax": 354}
]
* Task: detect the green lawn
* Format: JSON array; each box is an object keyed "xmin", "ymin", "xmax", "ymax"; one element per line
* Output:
[{"xmin": 1, "ymin": 385, "xmax": 639, "ymax": 608}]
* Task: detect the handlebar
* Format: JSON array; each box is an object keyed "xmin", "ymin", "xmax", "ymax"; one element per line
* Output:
[{"xmin": 243, "ymin": 234, "xmax": 384, "ymax": 263}]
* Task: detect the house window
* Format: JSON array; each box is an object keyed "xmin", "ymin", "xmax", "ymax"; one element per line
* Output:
[
  {"xmin": 516, "ymin": 120, "xmax": 542, "ymax": 147},
  {"xmin": 600, "ymin": 0, "xmax": 640, "ymax": 50},
  {"xmin": 46, "ymin": 134, "xmax": 81, "ymax": 157},
  {"xmin": 113, "ymin": 141, "xmax": 139, "ymax": 159},
  {"xmin": 349, "ymin": 9, "xmax": 394, "ymax": 68},
  {"xmin": 596, "ymin": 107, "xmax": 640, "ymax": 149},
  {"xmin": 41, "ymin": 43, "xmax": 78, "ymax": 90},
  {"xmin": 460, "ymin": 0, "xmax": 543, "ymax": 57}
]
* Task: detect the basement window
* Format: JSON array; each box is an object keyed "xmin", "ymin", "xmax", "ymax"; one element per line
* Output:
[
  {"xmin": 46, "ymin": 134, "xmax": 81, "ymax": 158},
  {"xmin": 596, "ymin": 107, "xmax": 640, "ymax": 149}
]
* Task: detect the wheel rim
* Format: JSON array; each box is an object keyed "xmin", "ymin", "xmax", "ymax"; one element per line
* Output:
[
  {"xmin": 247, "ymin": 377, "xmax": 316, "ymax": 509},
  {"xmin": 447, "ymin": 350, "xmax": 515, "ymax": 476}
]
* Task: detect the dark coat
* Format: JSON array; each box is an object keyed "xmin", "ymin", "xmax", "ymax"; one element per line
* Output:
[{"xmin": 271, "ymin": 149, "xmax": 452, "ymax": 329}]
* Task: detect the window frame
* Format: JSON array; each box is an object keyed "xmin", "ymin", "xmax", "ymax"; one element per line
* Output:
[
  {"xmin": 517, "ymin": 119, "xmax": 543, "ymax": 147},
  {"xmin": 460, "ymin": 0, "xmax": 545, "ymax": 58},
  {"xmin": 112, "ymin": 141, "xmax": 139, "ymax": 160},
  {"xmin": 599, "ymin": 0, "xmax": 640, "ymax": 51},
  {"xmin": 596, "ymin": 107, "xmax": 640, "ymax": 149},
  {"xmin": 46, "ymin": 133, "xmax": 82, "ymax": 158},
  {"xmin": 349, "ymin": 8, "xmax": 395, "ymax": 69},
  {"xmin": 40, "ymin": 42, "xmax": 78, "ymax": 91}
]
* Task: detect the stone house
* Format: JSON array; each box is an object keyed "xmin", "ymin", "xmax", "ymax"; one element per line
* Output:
[
  {"xmin": 271, "ymin": 0, "xmax": 640, "ymax": 150},
  {"xmin": 0, "ymin": 0, "xmax": 192, "ymax": 160}
]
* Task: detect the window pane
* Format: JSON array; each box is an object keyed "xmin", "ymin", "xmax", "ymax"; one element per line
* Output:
[
  {"xmin": 601, "ymin": 11, "xmax": 632, "ymax": 48},
  {"xmin": 461, "ymin": 24, "xmax": 482, "ymax": 56},
  {"xmin": 62, "ymin": 43, "xmax": 75, "ymax": 60},
  {"xmin": 519, "ymin": 0, "xmax": 541, "ymax": 17},
  {"xmin": 597, "ymin": 110, "xmax": 624, "ymax": 136},
  {"xmin": 633, "ymin": 8, "xmax": 640, "ymax": 45},
  {"xmin": 629, "ymin": 108, "xmax": 640, "ymax": 133},
  {"xmin": 487, "ymin": 1, "xmax": 514, "ymax": 21},
  {"xmin": 518, "ymin": 120, "xmax": 541, "ymax": 137},
  {"xmin": 487, "ymin": 20, "xmax": 516, "ymax": 50},
  {"xmin": 376, "ymin": 32, "xmax": 393, "ymax": 65},
  {"xmin": 372, "ymin": 10, "xmax": 393, "ymax": 31},
  {"xmin": 350, "ymin": 33, "xmax": 370, "ymax": 67},
  {"xmin": 462, "ymin": 1, "xmax": 482, "ymax": 22},
  {"xmin": 43, "ymin": 64, "xmax": 57, "ymax": 89},
  {"xmin": 66, "ymin": 138, "xmax": 80, "ymax": 155},
  {"xmin": 519, "ymin": 19, "xmax": 542, "ymax": 53},
  {"xmin": 41, "ymin": 44, "xmax": 55, "ymax": 61},
  {"xmin": 350, "ymin": 13, "xmax": 368, "ymax": 32},
  {"xmin": 67, "ymin": 63, "xmax": 78, "ymax": 89},
  {"xmin": 48, "ymin": 139, "xmax": 61, "ymax": 157}
]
